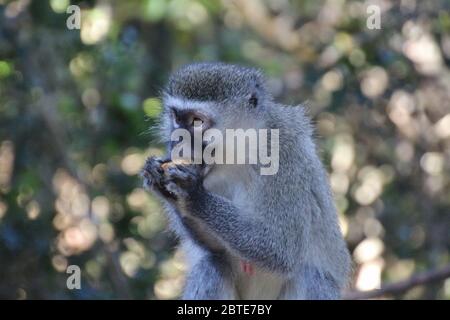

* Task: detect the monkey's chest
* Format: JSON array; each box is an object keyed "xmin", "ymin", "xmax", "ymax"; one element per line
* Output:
[{"xmin": 203, "ymin": 165, "xmax": 256, "ymax": 201}]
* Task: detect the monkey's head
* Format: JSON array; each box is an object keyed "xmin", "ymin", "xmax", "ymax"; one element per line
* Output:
[{"xmin": 160, "ymin": 62, "xmax": 272, "ymax": 157}]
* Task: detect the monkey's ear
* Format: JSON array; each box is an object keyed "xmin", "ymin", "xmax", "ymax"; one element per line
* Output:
[
  {"xmin": 248, "ymin": 82, "xmax": 261, "ymax": 108},
  {"xmin": 248, "ymin": 92, "xmax": 258, "ymax": 108},
  {"xmin": 247, "ymin": 79, "xmax": 263, "ymax": 108}
]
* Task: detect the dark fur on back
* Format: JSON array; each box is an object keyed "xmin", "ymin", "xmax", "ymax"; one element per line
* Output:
[{"xmin": 165, "ymin": 62, "xmax": 267, "ymax": 102}]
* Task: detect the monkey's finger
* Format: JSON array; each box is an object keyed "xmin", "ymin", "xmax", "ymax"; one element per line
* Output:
[
  {"xmin": 166, "ymin": 165, "xmax": 200, "ymax": 183},
  {"xmin": 142, "ymin": 157, "xmax": 165, "ymax": 182},
  {"xmin": 144, "ymin": 156, "xmax": 164, "ymax": 171},
  {"xmin": 165, "ymin": 181, "xmax": 188, "ymax": 198}
]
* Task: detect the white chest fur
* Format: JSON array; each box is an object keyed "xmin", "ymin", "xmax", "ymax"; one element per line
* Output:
[
  {"xmin": 203, "ymin": 165, "xmax": 284, "ymax": 299},
  {"xmin": 235, "ymin": 264, "xmax": 284, "ymax": 299}
]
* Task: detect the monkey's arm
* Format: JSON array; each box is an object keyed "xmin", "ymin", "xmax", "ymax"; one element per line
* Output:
[{"xmin": 184, "ymin": 188, "xmax": 307, "ymax": 274}]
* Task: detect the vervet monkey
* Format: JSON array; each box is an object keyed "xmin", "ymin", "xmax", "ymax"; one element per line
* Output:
[{"xmin": 142, "ymin": 62, "xmax": 351, "ymax": 299}]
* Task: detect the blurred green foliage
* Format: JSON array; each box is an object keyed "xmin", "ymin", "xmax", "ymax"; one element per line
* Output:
[{"xmin": 0, "ymin": 0, "xmax": 449, "ymax": 299}]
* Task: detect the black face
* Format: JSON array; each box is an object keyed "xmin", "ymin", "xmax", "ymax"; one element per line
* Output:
[
  {"xmin": 170, "ymin": 107, "xmax": 212, "ymax": 131},
  {"xmin": 167, "ymin": 107, "xmax": 213, "ymax": 160}
]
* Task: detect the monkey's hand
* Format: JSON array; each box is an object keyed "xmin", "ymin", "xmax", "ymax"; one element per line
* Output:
[
  {"xmin": 141, "ymin": 156, "xmax": 176, "ymax": 200},
  {"xmin": 163, "ymin": 164, "xmax": 204, "ymax": 215},
  {"xmin": 141, "ymin": 157, "xmax": 204, "ymax": 212}
]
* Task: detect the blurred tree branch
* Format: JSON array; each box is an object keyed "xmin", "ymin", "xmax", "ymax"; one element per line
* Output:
[{"xmin": 344, "ymin": 264, "xmax": 450, "ymax": 299}]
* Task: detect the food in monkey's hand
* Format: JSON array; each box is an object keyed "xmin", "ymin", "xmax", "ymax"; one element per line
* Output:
[{"xmin": 160, "ymin": 158, "xmax": 192, "ymax": 172}]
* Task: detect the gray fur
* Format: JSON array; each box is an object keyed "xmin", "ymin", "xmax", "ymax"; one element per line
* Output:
[
  {"xmin": 165, "ymin": 62, "xmax": 267, "ymax": 103},
  {"xmin": 142, "ymin": 62, "xmax": 351, "ymax": 300}
]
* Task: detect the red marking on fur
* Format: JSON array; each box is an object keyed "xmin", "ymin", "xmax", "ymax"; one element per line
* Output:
[{"xmin": 241, "ymin": 261, "xmax": 255, "ymax": 276}]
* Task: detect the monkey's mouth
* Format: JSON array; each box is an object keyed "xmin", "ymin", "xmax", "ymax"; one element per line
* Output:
[
  {"xmin": 160, "ymin": 156, "xmax": 213, "ymax": 179},
  {"xmin": 166, "ymin": 139, "xmax": 215, "ymax": 169},
  {"xmin": 167, "ymin": 140, "xmax": 214, "ymax": 164}
]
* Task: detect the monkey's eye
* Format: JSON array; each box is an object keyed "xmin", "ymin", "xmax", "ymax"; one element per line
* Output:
[{"xmin": 248, "ymin": 93, "xmax": 258, "ymax": 108}]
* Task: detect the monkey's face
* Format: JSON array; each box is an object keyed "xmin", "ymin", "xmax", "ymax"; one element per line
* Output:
[
  {"xmin": 161, "ymin": 95, "xmax": 269, "ymax": 174},
  {"xmin": 161, "ymin": 62, "xmax": 270, "ymax": 165},
  {"xmin": 161, "ymin": 96, "xmax": 216, "ymax": 162}
]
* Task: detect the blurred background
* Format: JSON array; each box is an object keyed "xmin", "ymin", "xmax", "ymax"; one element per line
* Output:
[{"xmin": 0, "ymin": 0, "xmax": 449, "ymax": 299}]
